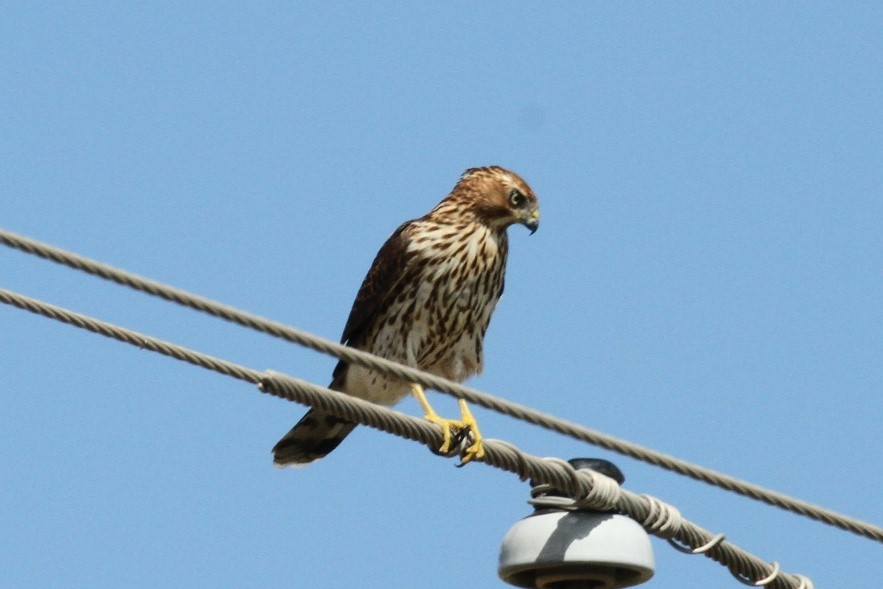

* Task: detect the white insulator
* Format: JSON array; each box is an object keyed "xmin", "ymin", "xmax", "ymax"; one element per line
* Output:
[{"xmin": 498, "ymin": 509, "xmax": 654, "ymax": 589}]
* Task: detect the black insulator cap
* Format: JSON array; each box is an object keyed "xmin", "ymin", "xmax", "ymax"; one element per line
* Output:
[
  {"xmin": 531, "ymin": 458, "xmax": 626, "ymax": 491},
  {"xmin": 568, "ymin": 458, "xmax": 625, "ymax": 486}
]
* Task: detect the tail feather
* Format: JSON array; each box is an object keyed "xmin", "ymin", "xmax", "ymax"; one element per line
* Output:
[{"xmin": 272, "ymin": 408, "xmax": 357, "ymax": 467}]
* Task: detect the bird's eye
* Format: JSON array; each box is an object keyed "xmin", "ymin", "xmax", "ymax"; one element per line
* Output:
[{"xmin": 509, "ymin": 190, "xmax": 526, "ymax": 208}]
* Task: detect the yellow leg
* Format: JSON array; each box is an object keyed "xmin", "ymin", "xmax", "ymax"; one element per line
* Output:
[
  {"xmin": 410, "ymin": 383, "xmax": 454, "ymax": 454},
  {"xmin": 456, "ymin": 398, "xmax": 485, "ymax": 463},
  {"xmin": 409, "ymin": 383, "xmax": 484, "ymax": 463}
]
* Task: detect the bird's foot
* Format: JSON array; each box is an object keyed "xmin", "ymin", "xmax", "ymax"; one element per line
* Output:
[
  {"xmin": 409, "ymin": 384, "xmax": 485, "ymax": 464},
  {"xmin": 423, "ymin": 411, "xmax": 465, "ymax": 456}
]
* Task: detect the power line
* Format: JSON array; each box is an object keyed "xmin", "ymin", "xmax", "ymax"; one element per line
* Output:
[
  {"xmin": 1, "ymin": 226, "xmax": 880, "ymax": 545},
  {"xmin": 0, "ymin": 286, "xmax": 814, "ymax": 588}
]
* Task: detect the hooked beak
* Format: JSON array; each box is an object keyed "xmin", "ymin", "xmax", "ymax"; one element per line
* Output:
[{"xmin": 522, "ymin": 207, "xmax": 540, "ymax": 235}]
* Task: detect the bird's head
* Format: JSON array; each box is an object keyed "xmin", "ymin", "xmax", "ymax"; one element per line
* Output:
[{"xmin": 453, "ymin": 166, "xmax": 540, "ymax": 234}]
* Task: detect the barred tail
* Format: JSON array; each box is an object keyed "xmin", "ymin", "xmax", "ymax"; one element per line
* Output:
[{"xmin": 272, "ymin": 408, "xmax": 357, "ymax": 467}]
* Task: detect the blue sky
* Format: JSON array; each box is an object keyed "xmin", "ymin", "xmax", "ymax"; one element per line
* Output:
[{"xmin": 2, "ymin": 3, "xmax": 881, "ymax": 587}]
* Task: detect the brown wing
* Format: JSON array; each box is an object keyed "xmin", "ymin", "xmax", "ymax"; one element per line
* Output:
[
  {"xmin": 339, "ymin": 220, "xmax": 414, "ymax": 346},
  {"xmin": 331, "ymin": 220, "xmax": 414, "ymax": 386}
]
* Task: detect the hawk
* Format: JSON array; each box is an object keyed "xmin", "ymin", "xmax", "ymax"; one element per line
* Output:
[{"xmin": 273, "ymin": 166, "xmax": 539, "ymax": 466}]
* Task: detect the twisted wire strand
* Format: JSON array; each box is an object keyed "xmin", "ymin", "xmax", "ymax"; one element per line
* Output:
[
  {"xmin": 0, "ymin": 287, "xmax": 812, "ymax": 588},
  {"xmin": 0, "ymin": 287, "xmax": 261, "ymax": 385},
  {"xmin": 2, "ymin": 227, "xmax": 882, "ymax": 545}
]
